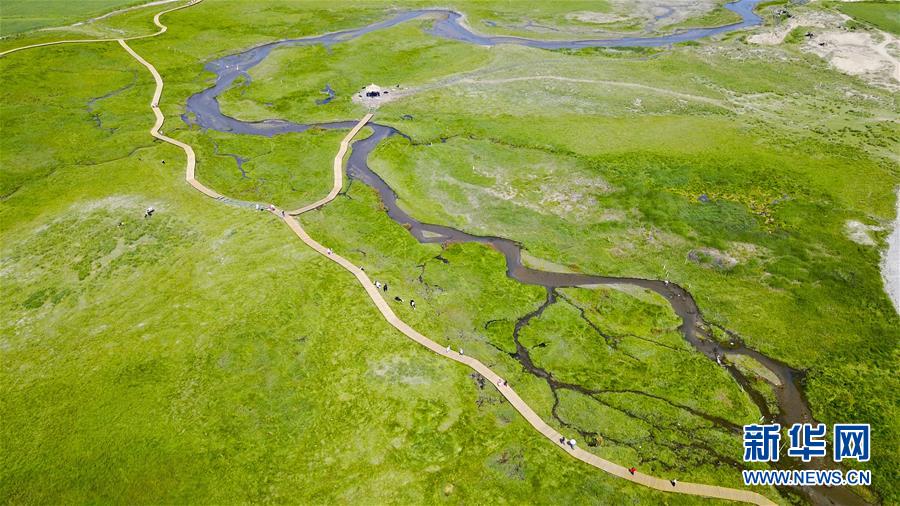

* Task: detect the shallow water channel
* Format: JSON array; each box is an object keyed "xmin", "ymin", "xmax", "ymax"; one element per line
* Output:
[{"xmin": 183, "ymin": 3, "xmax": 869, "ymax": 503}]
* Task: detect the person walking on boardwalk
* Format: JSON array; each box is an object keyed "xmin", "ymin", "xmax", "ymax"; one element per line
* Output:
[{"xmin": 628, "ymin": 467, "xmax": 636, "ymax": 476}]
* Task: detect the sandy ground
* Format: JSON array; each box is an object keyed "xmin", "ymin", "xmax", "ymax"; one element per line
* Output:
[
  {"xmin": 567, "ymin": 0, "xmax": 723, "ymax": 31},
  {"xmin": 608, "ymin": 0, "xmax": 720, "ymax": 29},
  {"xmin": 808, "ymin": 31, "xmax": 900, "ymax": 89},
  {"xmin": 748, "ymin": 8, "xmax": 848, "ymax": 45},
  {"xmin": 567, "ymin": 12, "xmax": 628, "ymax": 25},
  {"xmin": 351, "ymin": 83, "xmax": 401, "ymax": 108},
  {"xmin": 748, "ymin": 9, "xmax": 900, "ymax": 90},
  {"xmin": 476, "ymin": 0, "xmax": 720, "ymax": 36},
  {"xmin": 884, "ymin": 190, "xmax": 900, "ymax": 314},
  {"xmin": 845, "ymin": 219, "xmax": 883, "ymax": 246}
]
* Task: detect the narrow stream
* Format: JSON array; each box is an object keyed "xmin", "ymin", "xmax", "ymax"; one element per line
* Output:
[{"xmin": 182, "ymin": 3, "xmax": 869, "ymax": 503}]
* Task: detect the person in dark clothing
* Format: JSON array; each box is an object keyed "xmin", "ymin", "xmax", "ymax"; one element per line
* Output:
[
  {"xmin": 383, "ymin": 284, "xmax": 388, "ymax": 292},
  {"xmin": 394, "ymin": 296, "xmax": 403, "ymax": 303}
]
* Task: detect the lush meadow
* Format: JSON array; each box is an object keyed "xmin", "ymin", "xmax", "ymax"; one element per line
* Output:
[
  {"xmin": 208, "ymin": 8, "xmax": 898, "ymax": 501},
  {"xmin": 0, "ymin": 23, "xmax": 718, "ymax": 505},
  {"xmin": 834, "ymin": 1, "xmax": 900, "ymax": 35},
  {"xmin": 2, "ymin": 0, "xmax": 898, "ymax": 503},
  {"xmin": 0, "ymin": 0, "xmax": 145, "ymax": 35}
]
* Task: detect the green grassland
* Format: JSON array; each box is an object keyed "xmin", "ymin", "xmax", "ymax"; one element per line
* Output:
[
  {"xmin": 2, "ymin": 0, "xmax": 898, "ymax": 504},
  {"xmin": 667, "ymin": 5, "xmax": 742, "ymax": 29},
  {"xmin": 0, "ymin": 0, "xmax": 145, "ymax": 36},
  {"xmin": 0, "ymin": 26, "xmax": 719, "ymax": 505},
  {"xmin": 363, "ymin": 47, "xmax": 900, "ymax": 500},
  {"xmin": 206, "ymin": 8, "xmax": 899, "ymax": 501},
  {"xmin": 217, "ymin": 21, "xmax": 493, "ymax": 130},
  {"xmin": 299, "ymin": 179, "xmax": 769, "ymax": 495},
  {"xmin": 834, "ymin": 1, "xmax": 900, "ymax": 35}
]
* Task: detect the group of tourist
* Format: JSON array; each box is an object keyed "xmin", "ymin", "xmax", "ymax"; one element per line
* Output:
[{"xmin": 373, "ymin": 279, "xmax": 417, "ymax": 310}]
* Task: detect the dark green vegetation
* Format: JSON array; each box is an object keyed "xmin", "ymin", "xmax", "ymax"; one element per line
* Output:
[
  {"xmin": 2, "ymin": 0, "xmax": 898, "ymax": 504},
  {"xmin": 0, "ymin": 0, "xmax": 144, "ymax": 35},
  {"xmin": 834, "ymin": 1, "xmax": 900, "ymax": 35}
]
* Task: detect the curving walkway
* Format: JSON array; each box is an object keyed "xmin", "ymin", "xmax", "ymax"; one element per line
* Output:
[
  {"xmin": 116, "ymin": 38, "xmax": 223, "ymax": 200},
  {"xmin": 0, "ymin": 0, "xmax": 202, "ymax": 58},
  {"xmin": 8, "ymin": 2, "xmax": 776, "ymax": 503},
  {"xmin": 287, "ymin": 117, "xmax": 372, "ymax": 215}
]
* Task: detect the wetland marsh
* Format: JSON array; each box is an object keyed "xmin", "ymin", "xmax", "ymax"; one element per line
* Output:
[{"xmin": 2, "ymin": 0, "xmax": 898, "ymax": 504}]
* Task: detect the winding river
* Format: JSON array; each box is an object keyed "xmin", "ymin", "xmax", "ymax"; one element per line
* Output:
[{"xmin": 183, "ymin": 3, "xmax": 867, "ymax": 504}]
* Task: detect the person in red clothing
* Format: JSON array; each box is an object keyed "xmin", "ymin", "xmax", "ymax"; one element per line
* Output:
[{"xmin": 628, "ymin": 467, "xmax": 636, "ymax": 475}]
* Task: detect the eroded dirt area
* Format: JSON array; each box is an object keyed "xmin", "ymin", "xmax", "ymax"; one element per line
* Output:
[{"xmin": 748, "ymin": 8, "xmax": 900, "ymax": 90}]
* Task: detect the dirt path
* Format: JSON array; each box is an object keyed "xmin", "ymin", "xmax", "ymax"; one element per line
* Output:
[
  {"xmin": 6, "ymin": 2, "xmax": 775, "ymax": 502},
  {"xmin": 365, "ymin": 70, "xmax": 730, "ymax": 110},
  {"xmin": 875, "ymin": 35, "xmax": 900, "ymax": 83},
  {"xmin": 462, "ymin": 75, "xmax": 729, "ymax": 107},
  {"xmin": 0, "ymin": 0, "xmax": 201, "ymax": 58}
]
